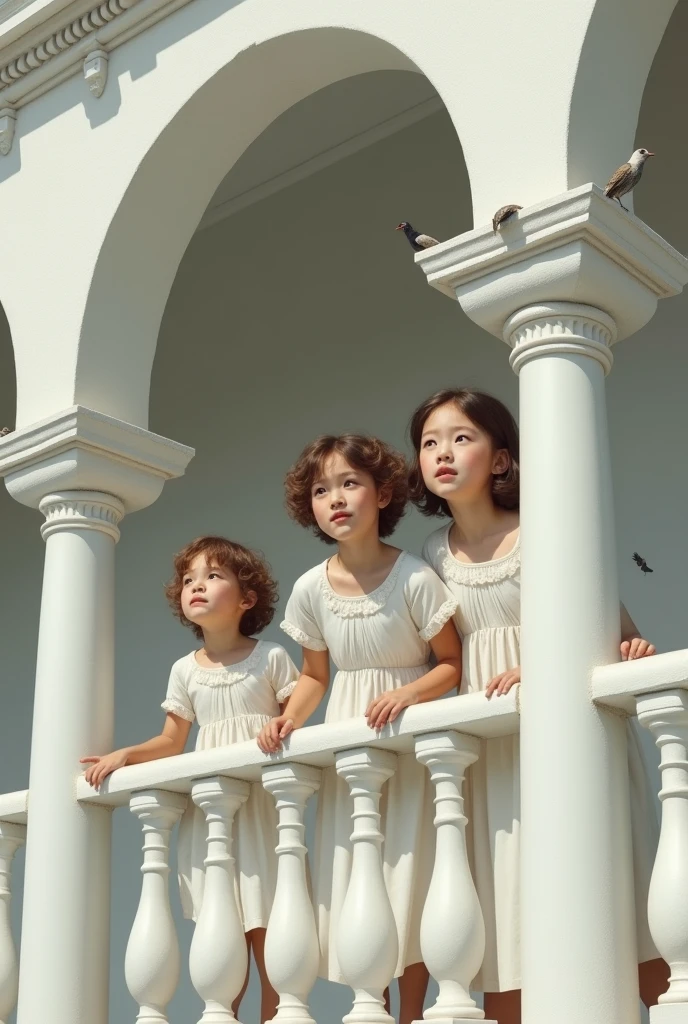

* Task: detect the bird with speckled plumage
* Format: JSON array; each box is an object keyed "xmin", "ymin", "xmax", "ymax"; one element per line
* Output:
[
  {"xmin": 604, "ymin": 149, "xmax": 654, "ymax": 211},
  {"xmin": 492, "ymin": 205, "xmax": 522, "ymax": 233}
]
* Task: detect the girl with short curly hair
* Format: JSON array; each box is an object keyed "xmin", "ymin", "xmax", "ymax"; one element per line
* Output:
[
  {"xmin": 82, "ymin": 536, "xmax": 298, "ymax": 1023},
  {"xmin": 257, "ymin": 434, "xmax": 463, "ymax": 1024}
]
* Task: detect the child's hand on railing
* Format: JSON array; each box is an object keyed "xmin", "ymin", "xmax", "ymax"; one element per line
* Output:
[
  {"xmin": 257, "ymin": 715, "xmax": 295, "ymax": 754},
  {"xmin": 485, "ymin": 667, "xmax": 521, "ymax": 698},
  {"xmin": 620, "ymin": 636, "xmax": 656, "ymax": 661},
  {"xmin": 365, "ymin": 687, "xmax": 419, "ymax": 731},
  {"xmin": 80, "ymin": 749, "xmax": 131, "ymax": 789}
]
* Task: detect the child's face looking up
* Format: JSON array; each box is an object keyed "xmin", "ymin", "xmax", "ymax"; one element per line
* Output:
[
  {"xmin": 419, "ymin": 402, "xmax": 508, "ymax": 505},
  {"xmin": 311, "ymin": 452, "xmax": 390, "ymax": 544},
  {"xmin": 180, "ymin": 554, "xmax": 255, "ymax": 633}
]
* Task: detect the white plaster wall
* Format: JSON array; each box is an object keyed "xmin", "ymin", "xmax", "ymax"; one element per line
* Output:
[{"xmin": 1, "ymin": 25, "xmax": 687, "ymax": 1015}]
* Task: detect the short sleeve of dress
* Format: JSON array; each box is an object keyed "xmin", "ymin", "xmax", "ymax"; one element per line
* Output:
[
  {"xmin": 281, "ymin": 574, "xmax": 328, "ymax": 651},
  {"xmin": 267, "ymin": 644, "xmax": 300, "ymax": 703},
  {"xmin": 161, "ymin": 658, "xmax": 195, "ymax": 722},
  {"xmin": 405, "ymin": 560, "xmax": 458, "ymax": 642}
]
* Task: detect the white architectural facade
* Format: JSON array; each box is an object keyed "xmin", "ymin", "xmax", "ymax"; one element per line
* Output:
[{"xmin": 0, "ymin": 1, "xmax": 688, "ymax": 1023}]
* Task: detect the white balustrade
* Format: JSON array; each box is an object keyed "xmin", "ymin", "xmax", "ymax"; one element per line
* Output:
[
  {"xmin": 126, "ymin": 790, "xmax": 187, "ymax": 1024},
  {"xmin": 414, "ymin": 731, "xmax": 492, "ymax": 1024},
  {"xmin": 262, "ymin": 763, "xmax": 321, "ymax": 1024},
  {"xmin": 335, "ymin": 747, "xmax": 398, "ymax": 1024},
  {"xmin": 189, "ymin": 776, "xmax": 250, "ymax": 1023},
  {"xmin": 638, "ymin": 690, "xmax": 688, "ymax": 1022},
  {"xmin": 0, "ymin": 821, "xmax": 24, "ymax": 1024}
]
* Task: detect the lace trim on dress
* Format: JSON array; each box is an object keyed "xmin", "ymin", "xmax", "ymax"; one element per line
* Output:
[
  {"xmin": 161, "ymin": 698, "xmax": 195, "ymax": 722},
  {"xmin": 319, "ymin": 552, "xmax": 406, "ymax": 618},
  {"xmin": 191, "ymin": 642, "xmax": 264, "ymax": 687},
  {"xmin": 275, "ymin": 680, "xmax": 298, "ymax": 703},
  {"xmin": 418, "ymin": 598, "xmax": 459, "ymax": 641},
  {"xmin": 441, "ymin": 537, "xmax": 521, "ymax": 587},
  {"xmin": 280, "ymin": 619, "xmax": 328, "ymax": 651}
]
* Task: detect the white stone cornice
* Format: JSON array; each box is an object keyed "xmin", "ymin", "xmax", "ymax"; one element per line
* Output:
[
  {"xmin": 0, "ymin": 0, "xmax": 193, "ymax": 125},
  {"xmin": 39, "ymin": 490, "xmax": 124, "ymax": 541},
  {"xmin": 415, "ymin": 183, "xmax": 688, "ymax": 342},
  {"xmin": 0, "ymin": 405, "xmax": 194, "ymax": 511}
]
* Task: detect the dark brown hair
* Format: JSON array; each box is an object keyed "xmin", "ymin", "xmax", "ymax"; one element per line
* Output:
[
  {"xmin": 408, "ymin": 388, "xmax": 519, "ymax": 517},
  {"xmin": 285, "ymin": 434, "xmax": 408, "ymax": 543},
  {"xmin": 165, "ymin": 536, "xmax": 278, "ymax": 639}
]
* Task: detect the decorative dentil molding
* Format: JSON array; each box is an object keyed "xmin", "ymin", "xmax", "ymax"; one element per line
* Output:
[{"xmin": 39, "ymin": 490, "xmax": 125, "ymax": 541}]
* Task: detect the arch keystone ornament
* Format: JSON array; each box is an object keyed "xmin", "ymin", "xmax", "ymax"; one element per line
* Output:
[
  {"xmin": 84, "ymin": 49, "xmax": 108, "ymax": 97},
  {"xmin": 416, "ymin": 184, "xmax": 688, "ymax": 1024},
  {"xmin": 0, "ymin": 107, "xmax": 15, "ymax": 154}
]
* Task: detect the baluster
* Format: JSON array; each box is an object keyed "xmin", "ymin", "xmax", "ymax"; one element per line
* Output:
[
  {"xmin": 335, "ymin": 747, "xmax": 398, "ymax": 1024},
  {"xmin": 126, "ymin": 791, "xmax": 187, "ymax": 1024},
  {"xmin": 189, "ymin": 776, "xmax": 250, "ymax": 1023},
  {"xmin": 262, "ymin": 763, "xmax": 321, "ymax": 1024},
  {"xmin": 415, "ymin": 731, "xmax": 493, "ymax": 1023},
  {"xmin": 0, "ymin": 822, "xmax": 25, "ymax": 1024},
  {"xmin": 638, "ymin": 690, "xmax": 688, "ymax": 1020}
]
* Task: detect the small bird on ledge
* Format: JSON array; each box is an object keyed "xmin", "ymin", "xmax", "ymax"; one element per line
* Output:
[
  {"xmin": 395, "ymin": 221, "xmax": 440, "ymax": 252},
  {"xmin": 604, "ymin": 149, "xmax": 654, "ymax": 211},
  {"xmin": 0, "ymin": 426, "xmax": 11, "ymax": 437},
  {"xmin": 492, "ymin": 204, "xmax": 522, "ymax": 233}
]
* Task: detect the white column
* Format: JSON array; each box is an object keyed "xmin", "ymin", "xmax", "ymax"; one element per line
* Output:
[
  {"xmin": 335, "ymin": 747, "xmax": 398, "ymax": 1024},
  {"xmin": 414, "ymin": 731, "xmax": 490, "ymax": 1024},
  {"xmin": 127, "ymin": 790, "xmax": 187, "ymax": 1024},
  {"xmin": 511, "ymin": 304, "xmax": 639, "ymax": 1024},
  {"xmin": 0, "ymin": 822, "xmax": 24, "ymax": 1024},
  {"xmin": 189, "ymin": 776, "xmax": 250, "ymax": 1024},
  {"xmin": 262, "ymin": 763, "xmax": 321, "ymax": 1024},
  {"xmin": 16, "ymin": 492, "xmax": 124, "ymax": 1024},
  {"xmin": 638, "ymin": 690, "xmax": 688, "ymax": 1023}
]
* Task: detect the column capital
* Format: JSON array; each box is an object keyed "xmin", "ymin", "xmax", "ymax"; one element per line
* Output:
[
  {"xmin": 0, "ymin": 405, "xmax": 194, "ymax": 512},
  {"xmin": 416, "ymin": 183, "xmax": 688, "ymax": 343},
  {"xmin": 39, "ymin": 491, "xmax": 125, "ymax": 541}
]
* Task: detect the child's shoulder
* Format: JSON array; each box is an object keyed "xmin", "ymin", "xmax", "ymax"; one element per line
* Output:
[
  {"xmin": 170, "ymin": 650, "xmax": 196, "ymax": 674},
  {"xmin": 258, "ymin": 638, "xmax": 293, "ymax": 661},
  {"xmin": 401, "ymin": 549, "xmax": 447, "ymax": 585},
  {"xmin": 421, "ymin": 522, "xmax": 451, "ymax": 565},
  {"xmin": 289, "ymin": 561, "xmax": 326, "ymax": 594}
]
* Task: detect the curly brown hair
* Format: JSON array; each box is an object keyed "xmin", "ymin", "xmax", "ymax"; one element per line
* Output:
[
  {"xmin": 165, "ymin": 536, "xmax": 278, "ymax": 639},
  {"xmin": 285, "ymin": 434, "xmax": 408, "ymax": 543},
  {"xmin": 408, "ymin": 388, "xmax": 520, "ymax": 517}
]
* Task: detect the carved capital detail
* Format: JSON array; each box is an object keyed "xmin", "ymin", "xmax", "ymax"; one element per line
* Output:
[
  {"xmin": 83, "ymin": 49, "xmax": 108, "ymax": 97},
  {"xmin": 39, "ymin": 490, "xmax": 125, "ymax": 542},
  {"xmin": 505, "ymin": 303, "xmax": 616, "ymax": 375}
]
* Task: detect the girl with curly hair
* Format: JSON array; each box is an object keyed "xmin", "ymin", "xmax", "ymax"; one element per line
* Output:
[
  {"xmin": 257, "ymin": 435, "xmax": 462, "ymax": 1024},
  {"xmin": 409, "ymin": 388, "xmax": 665, "ymax": 1023},
  {"xmin": 82, "ymin": 536, "xmax": 298, "ymax": 1023}
]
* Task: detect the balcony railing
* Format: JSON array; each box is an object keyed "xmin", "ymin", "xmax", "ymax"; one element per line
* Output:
[{"xmin": 1, "ymin": 654, "xmax": 688, "ymax": 1021}]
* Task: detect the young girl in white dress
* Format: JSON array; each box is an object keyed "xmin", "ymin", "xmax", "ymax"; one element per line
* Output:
[
  {"xmin": 407, "ymin": 388, "xmax": 667, "ymax": 1024},
  {"xmin": 256, "ymin": 434, "xmax": 462, "ymax": 1024},
  {"xmin": 82, "ymin": 535, "xmax": 298, "ymax": 1024}
]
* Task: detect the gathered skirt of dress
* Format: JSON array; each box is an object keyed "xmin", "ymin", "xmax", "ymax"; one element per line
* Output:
[
  {"xmin": 461, "ymin": 626, "xmax": 659, "ymax": 992},
  {"xmin": 176, "ymin": 714, "xmax": 278, "ymax": 929},
  {"xmin": 314, "ymin": 664, "xmax": 437, "ymax": 984}
]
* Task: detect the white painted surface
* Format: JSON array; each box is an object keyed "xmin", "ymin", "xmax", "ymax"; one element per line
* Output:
[
  {"xmin": 0, "ymin": 822, "xmax": 23, "ymax": 1024},
  {"xmin": 0, "ymin": 8, "xmax": 688, "ymax": 1016}
]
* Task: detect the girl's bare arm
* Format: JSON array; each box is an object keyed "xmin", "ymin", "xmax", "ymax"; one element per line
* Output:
[
  {"xmin": 81, "ymin": 713, "xmax": 192, "ymax": 789},
  {"xmin": 257, "ymin": 648, "xmax": 330, "ymax": 752}
]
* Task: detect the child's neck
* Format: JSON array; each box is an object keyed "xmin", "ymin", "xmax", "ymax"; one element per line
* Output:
[
  {"xmin": 447, "ymin": 491, "xmax": 515, "ymax": 545},
  {"xmin": 335, "ymin": 532, "xmax": 395, "ymax": 574},
  {"xmin": 200, "ymin": 624, "xmax": 254, "ymax": 664}
]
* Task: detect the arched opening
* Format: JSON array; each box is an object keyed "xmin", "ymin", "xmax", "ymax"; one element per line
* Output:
[{"xmin": 106, "ymin": 50, "xmax": 517, "ymax": 1023}]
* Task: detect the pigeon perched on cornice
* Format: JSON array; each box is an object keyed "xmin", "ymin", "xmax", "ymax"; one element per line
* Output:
[
  {"xmin": 0, "ymin": 426, "xmax": 11, "ymax": 437},
  {"xmin": 492, "ymin": 204, "xmax": 522, "ymax": 233},
  {"xmin": 604, "ymin": 149, "xmax": 654, "ymax": 211},
  {"xmin": 395, "ymin": 221, "xmax": 439, "ymax": 252}
]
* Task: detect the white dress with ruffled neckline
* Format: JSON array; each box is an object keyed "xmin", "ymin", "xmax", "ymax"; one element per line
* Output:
[
  {"xmin": 281, "ymin": 551, "xmax": 458, "ymax": 983},
  {"xmin": 162, "ymin": 639, "xmax": 298, "ymax": 925},
  {"xmin": 423, "ymin": 523, "xmax": 659, "ymax": 992}
]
